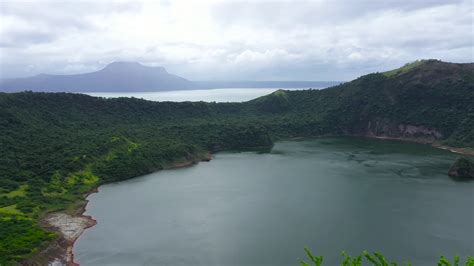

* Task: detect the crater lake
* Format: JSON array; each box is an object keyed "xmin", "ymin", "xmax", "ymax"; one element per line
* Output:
[{"xmin": 74, "ymin": 137, "xmax": 473, "ymax": 265}]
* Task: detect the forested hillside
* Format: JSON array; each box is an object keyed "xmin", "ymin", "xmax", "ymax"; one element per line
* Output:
[
  {"xmin": 0, "ymin": 60, "xmax": 473, "ymax": 263},
  {"xmin": 273, "ymin": 60, "xmax": 474, "ymax": 146}
]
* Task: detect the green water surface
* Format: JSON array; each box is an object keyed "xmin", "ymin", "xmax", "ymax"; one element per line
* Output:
[{"xmin": 75, "ymin": 137, "xmax": 473, "ymax": 265}]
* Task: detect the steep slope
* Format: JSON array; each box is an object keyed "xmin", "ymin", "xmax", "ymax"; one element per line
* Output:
[
  {"xmin": 0, "ymin": 60, "xmax": 473, "ymax": 264},
  {"xmin": 248, "ymin": 60, "xmax": 474, "ymax": 146},
  {"xmin": 0, "ymin": 62, "xmax": 198, "ymax": 92}
]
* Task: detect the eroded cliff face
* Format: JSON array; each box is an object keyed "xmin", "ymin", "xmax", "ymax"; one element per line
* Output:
[{"xmin": 352, "ymin": 119, "xmax": 443, "ymax": 143}]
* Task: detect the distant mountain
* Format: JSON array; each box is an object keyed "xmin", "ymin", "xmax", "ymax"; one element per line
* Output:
[
  {"xmin": 0, "ymin": 62, "xmax": 342, "ymax": 92},
  {"xmin": 1, "ymin": 59, "xmax": 473, "ymax": 263},
  {"xmin": 0, "ymin": 62, "xmax": 198, "ymax": 92}
]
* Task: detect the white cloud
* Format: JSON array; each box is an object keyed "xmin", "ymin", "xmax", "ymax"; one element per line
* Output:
[{"xmin": 0, "ymin": 0, "xmax": 472, "ymax": 80}]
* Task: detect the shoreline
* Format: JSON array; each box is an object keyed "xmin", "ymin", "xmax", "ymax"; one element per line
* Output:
[
  {"xmin": 363, "ymin": 135, "xmax": 474, "ymax": 156},
  {"xmin": 289, "ymin": 134, "xmax": 474, "ymax": 156},
  {"xmin": 40, "ymin": 137, "xmax": 472, "ymax": 265},
  {"xmin": 37, "ymin": 188, "xmax": 98, "ymax": 265},
  {"xmin": 67, "ymin": 187, "xmax": 99, "ymax": 266},
  {"xmin": 43, "ymin": 152, "xmax": 213, "ymax": 265}
]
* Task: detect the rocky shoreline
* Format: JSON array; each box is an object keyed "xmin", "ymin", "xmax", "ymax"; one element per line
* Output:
[
  {"xmin": 40, "ymin": 153, "xmax": 213, "ymax": 265},
  {"xmin": 34, "ymin": 139, "xmax": 472, "ymax": 265},
  {"xmin": 431, "ymin": 143, "xmax": 474, "ymax": 156},
  {"xmin": 31, "ymin": 187, "xmax": 99, "ymax": 266},
  {"xmin": 46, "ymin": 213, "xmax": 96, "ymax": 265}
]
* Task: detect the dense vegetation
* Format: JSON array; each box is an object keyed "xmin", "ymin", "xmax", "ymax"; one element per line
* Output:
[
  {"xmin": 448, "ymin": 157, "xmax": 474, "ymax": 179},
  {"xmin": 299, "ymin": 248, "xmax": 474, "ymax": 266},
  {"xmin": 0, "ymin": 60, "xmax": 473, "ymax": 263}
]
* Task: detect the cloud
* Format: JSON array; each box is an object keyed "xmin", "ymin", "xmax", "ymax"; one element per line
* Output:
[{"xmin": 0, "ymin": 0, "xmax": 472, "ymax": 80}]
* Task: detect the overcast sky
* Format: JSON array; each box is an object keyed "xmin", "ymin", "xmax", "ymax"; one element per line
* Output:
[{"xmin": 0, "ymin": 0, "xmax": 472, "ymax": 81}]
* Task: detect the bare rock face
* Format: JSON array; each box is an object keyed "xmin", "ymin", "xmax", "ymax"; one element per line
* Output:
[
  {"xmin": 363, "ymin": 119, "xmax": 443, "ymax": 143},
  {"xmin": 45, "ymin": 213, "xmax": 97, "ymax": 265},
  {"xmin": 397, "ymin": 124, "xmax": 442, "ymax": 139},
  {"xmin": 448, "ymin": 157, "xmax": 474, "ymax": 179},
  {"xmin": 46, "ymin": 213, "xmax": 95, "ymax": 241}
]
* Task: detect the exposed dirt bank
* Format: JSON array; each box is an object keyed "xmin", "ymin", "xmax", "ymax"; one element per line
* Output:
[
  {"xmin": 45, "ymin": 213, "xmax": 96, "ymax": 265},
  {"xmin": 31, "ymin": 139, "xmax": 471, "ymax": 265},
  {"xmin": 37, "ymin": 153, "xmax": 213, "ymax": 265},
  {"xmin": 26, "ymin": 188, "xmax": 98, "ymax": 266}
]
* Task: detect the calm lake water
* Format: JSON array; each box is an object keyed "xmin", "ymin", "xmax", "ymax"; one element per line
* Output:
[
  {"xmin": 74, "ymin": 138, "xmax": 473, "ymax": 265},
  {"xmin": 86, "ymin": 88, "xmax": 309, "ymax": 102}
]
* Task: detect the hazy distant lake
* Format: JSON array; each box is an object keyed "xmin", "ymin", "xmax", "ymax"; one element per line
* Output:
[
  {"xmin": 86, "ymin": 88, "xmax": 310, "ymax": 102},
  {"xmin": 74, "ymin": 138, "xmax": 473, "ymax": 265}
]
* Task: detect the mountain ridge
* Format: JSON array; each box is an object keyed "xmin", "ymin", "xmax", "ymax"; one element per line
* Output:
[
  {"xmin": 0, "ymin": 61, "xmax": 342, "ymax": 92},
  {"xmin": 0, "ymin": 59, "xmax": 473, "ymax": 264},
  {"xmin": 0, "ymin": 62, "xmax": 197, "ymax": 92}
]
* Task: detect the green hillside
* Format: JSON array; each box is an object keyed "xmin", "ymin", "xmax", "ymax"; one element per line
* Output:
[{"xmin": 0, "ymin": 60, "xmax": 473, "ymax": 263}]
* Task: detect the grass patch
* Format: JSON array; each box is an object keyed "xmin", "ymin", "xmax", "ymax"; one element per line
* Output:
[
  {"xmin": 0, "ymin": 205, "xmax": 24, "ymax": 216},
  {"xmin": 66, "ymin": 174, "xmax": 78, "ymax": 186},
  {"xmin": 70, "ymin": 167, "xmax": 99, "ymax": 186},
  {"xmin": 82, "ymin": 172, "xmax": 99, "ymax": 185},
  {"xmin": 383, "ymin": 60, "xmax": 428, "ymax": 77},
  {"xmin": 3, "ymin": 184, "xmax": 28, "ymax": 198},
  {"xmin": 42, "ymin": 187, "xmax": 67, "ymax": 197}
]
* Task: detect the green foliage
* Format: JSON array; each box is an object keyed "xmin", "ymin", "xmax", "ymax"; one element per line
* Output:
[
  {"xmin": 448, "ymin": 157, "xmax": 474, "ymax": 179},
  {"xmin": 250, "ymin": 89, "xmax": 290, "ymax": 113},
  {"xmin": 382, "ymin": 60, "xmax": 431, "ymax": 77},
  {"xmin": 299, "ymin": 247, "xmax": 323, "ymax": 266},
  {"xmin": 0, "ymin": 60, "xmax": 472, "ymax": 263},
  {"xmin": 0, "ymin": 217, "xmax": 56, "ymax": 264},
  {"xmin": 300, "ymin": 248, "xmax": 474, "ymax": 266},
  {"xmin": 362, "ymin": 250, "xmax": 395, "ymax": 266}
]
